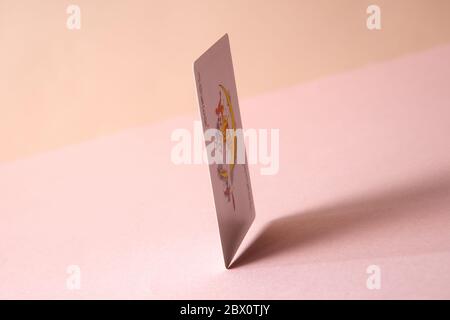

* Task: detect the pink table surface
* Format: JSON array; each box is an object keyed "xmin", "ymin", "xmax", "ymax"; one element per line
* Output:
[{"xmin": 1, "ymin": 45, "xmax": 450, "ymax": 299}]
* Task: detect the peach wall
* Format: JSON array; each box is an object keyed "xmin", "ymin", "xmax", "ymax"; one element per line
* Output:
[{"xmin": 1, "ymin": 0, "xmax": 450, "ymax": 162}]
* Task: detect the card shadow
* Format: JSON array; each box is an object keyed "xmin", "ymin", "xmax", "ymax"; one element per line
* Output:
[{"xmin": 230, "ymin": 172, "xmax": 450, "ymax": 268}]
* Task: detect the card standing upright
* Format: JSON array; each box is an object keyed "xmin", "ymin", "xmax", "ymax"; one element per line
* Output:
[{"xmin": 193, "ymin": 34, "xmax": 255, "ymax": 268}]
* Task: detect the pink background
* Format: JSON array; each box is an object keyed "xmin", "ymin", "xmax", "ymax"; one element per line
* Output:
[{"xmin": 1, "ymin": 43, "xmax": 450, "ymax": 299}]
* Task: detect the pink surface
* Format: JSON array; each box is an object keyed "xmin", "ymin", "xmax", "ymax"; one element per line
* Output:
[{"xmin": 1, "ymin": 45, "xmax": 450, "ymax": 299}]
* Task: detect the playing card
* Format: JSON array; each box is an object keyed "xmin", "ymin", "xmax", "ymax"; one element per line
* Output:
[{"xmin": 193, "ymin": 34, "xmax": 255, "ymax": 268}]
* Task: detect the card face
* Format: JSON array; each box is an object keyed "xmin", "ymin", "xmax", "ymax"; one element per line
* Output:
[{"xmin": 194, "ymin": 34, "xmax": 255, "ymax": 268}]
